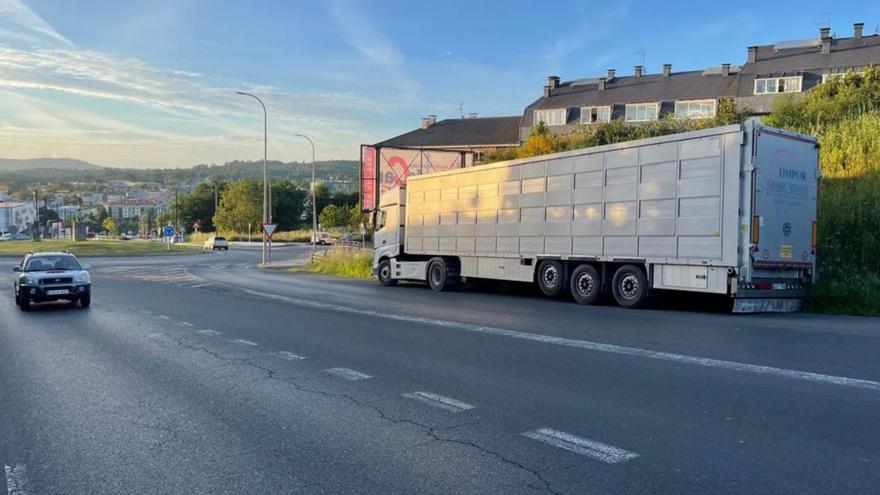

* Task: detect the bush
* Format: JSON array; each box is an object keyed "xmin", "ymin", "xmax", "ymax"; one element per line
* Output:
[{"xmin": 311, "ymin": 248, "xmax": 372, "ymax": 279}]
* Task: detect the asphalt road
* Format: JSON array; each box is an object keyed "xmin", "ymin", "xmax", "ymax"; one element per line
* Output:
[{"xmin": 1, "ymin": 244, "xmax": 879, "ymax": 494}]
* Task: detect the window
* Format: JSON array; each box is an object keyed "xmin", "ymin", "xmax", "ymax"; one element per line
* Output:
[
  {"xmin": 534, "ymin": 108, "xmax": 567, "ymax": 126},
  {"xmin": 822, "ymin": 70, "xmax": 865, "ymax": 83},
  {"xmin": 674, "ymin": 99, "xmax": 717, "ymax": 119},
  {"xmin": 754, "ymin": 76, "xmax": 802, "ymax": 95},
  {"xmin": 624, "ymin": 102, "xmax": 659, "ymax": 122},
  {"xmin": 580, "ymin": 106, "xmax": 611, "ymax": 124}
]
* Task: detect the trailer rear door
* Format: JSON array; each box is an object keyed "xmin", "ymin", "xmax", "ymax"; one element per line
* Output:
[{"xmin": 751, "ymin": 128, "xmax": 818, "ymax": 268}]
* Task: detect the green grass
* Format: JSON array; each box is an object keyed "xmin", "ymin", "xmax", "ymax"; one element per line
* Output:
[
  {"xmin": 310, "ymin": 248, "xmax": 372, "ymax": 279},
  {"xmin": 188, "ymin": 230, "xmax": 312, "ymax": 244},
  {"xmin": 0, "ymin": 239, "xmax": 202, "ymax": 257}
]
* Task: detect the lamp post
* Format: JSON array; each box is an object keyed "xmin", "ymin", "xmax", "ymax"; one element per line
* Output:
[
  {"xmin": 236, "ymin": 91, "xmax": 270, "ymax": 264},
  {"xmin": 294, "ymin": 133, "xmax": 317, "ymax": 253}
]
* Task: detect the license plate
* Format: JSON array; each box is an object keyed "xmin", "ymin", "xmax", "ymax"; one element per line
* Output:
[
  {"xmin": 772, "ymin": 283, "xmax": 787, "ymax": 290},
  {"xmin": 47, "ymin": 289, "xmax": 69, "ymax": 295}
]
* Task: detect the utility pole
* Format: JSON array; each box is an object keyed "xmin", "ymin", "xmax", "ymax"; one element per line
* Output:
[
  {"xmin": 294, "ymin": 133, "xmax": 317, "ymax": 253},
  {"xmin": 237, "ymin": 91, "xmax": 270, "ymax": 264}
]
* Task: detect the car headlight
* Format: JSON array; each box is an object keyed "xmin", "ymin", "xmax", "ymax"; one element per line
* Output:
[
  {"xmin": 23, "ymin": 275, "xmax": 38, "ymax": 285},
  {"xmin": 74, "ymin": 272, "xmax": 91, "ymax": 284}
]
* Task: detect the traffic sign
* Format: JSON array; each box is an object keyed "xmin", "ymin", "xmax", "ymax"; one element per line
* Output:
[
  {"xmin": 261, "ymin": 223, "xmax": 279, "ymax": 239},
  {"xmin": 163, "ymin": 226, "xmax": 175, "ymax": 237}
]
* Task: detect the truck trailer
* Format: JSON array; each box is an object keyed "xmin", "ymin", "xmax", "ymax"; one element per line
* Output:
[{"xmin": 372, "ymin": 121, "xmax": 819, "ymax": 312}]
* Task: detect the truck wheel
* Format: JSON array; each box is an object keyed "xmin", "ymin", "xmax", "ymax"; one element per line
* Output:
[
  {"xmin": 427, "ymin": 258, "xmax": 448, "ymax": 292},
  {"xmin": 569, "ymin": 264, "xmax": 601, "ymax": 305},
  {"xmin": 377, "ymin": 259, "xmax": 397, "ymax": 286},
  {"xmin": 612, "ymin": 265, "xmax": 650, "ymax": 309},
  {"xmin": 536, "ymin": 260, "xmax": 564, "ymax": 297}
]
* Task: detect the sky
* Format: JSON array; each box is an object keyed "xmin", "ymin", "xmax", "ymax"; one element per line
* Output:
[{"xmin": 0, "ymin": 0, "xmax": 878, "ymax": 168}]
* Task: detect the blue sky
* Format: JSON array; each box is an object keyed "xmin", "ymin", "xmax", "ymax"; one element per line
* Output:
[{"xmin": 0, "ymin": 0, "xmax": 878, "ymax": 168}]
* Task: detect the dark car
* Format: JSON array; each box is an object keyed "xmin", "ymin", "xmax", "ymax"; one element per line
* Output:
[{"xmin": 13, "ymin": 252, "xmax": 92, "ymax": 311}]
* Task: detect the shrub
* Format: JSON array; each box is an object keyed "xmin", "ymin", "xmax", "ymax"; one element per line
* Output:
[{"xmin": 311, "ymin": 248, "xmax": 372, "ymax": 279}]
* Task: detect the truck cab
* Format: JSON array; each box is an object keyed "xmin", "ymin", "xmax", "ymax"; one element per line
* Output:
[{"xmin": 372, "ymin": 186, "xmax": 405, "ymax": 282}]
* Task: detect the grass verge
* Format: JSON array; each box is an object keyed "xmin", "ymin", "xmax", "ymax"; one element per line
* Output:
[
  {"xmin": 0, "ymin": 239, "xmax": 202, "ymax": 257},
  {"xmin": 188, "ymin": 230, "xmax": 311, "ymax": 244},
  {"xmin": 310, "ymin": 248, "xmax": 372, "ymax": 279}
]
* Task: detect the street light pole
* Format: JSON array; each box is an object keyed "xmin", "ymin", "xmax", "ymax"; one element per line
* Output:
[
  {"xmin": 294, "ymin": 133, "xmax": 317, "ymax": 253},
  {"xmin": 236, "ymin": 91, "xmax": 270, "ymax": 264}
]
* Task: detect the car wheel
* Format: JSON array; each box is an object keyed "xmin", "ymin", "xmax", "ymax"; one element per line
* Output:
[
  {"xmin": 80, "ymin": 294, "xmax": 91, "ymax": 309},
  {"xmin": 19, "ymin": 295, "xmax": 30, "ymax": 311},
  {"xmin": 377, "ymin": 258, "xmax": 397, "ymax": 286},
  {"xmin": 427, "ymin": 258, "xmax": 448, "ymax": 292},
  {"xmin": 611, "ymin": 265, "xmax": 650, "ymax": 309},
  {"xmin": 536, "ymin": 260, "xmax": 564, "ymax": 297},
  {"xmin": 569, "ymin": 264, "xmax": 601, "ymax": 305}
]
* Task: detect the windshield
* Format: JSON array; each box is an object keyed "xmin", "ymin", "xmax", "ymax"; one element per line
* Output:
[
  {"xmin": 376, "ymin": 209, "xmax": 387, "ymax": 230},
  {"xmin": 24, "ymin": 255, "xmax": 82, "ymax": 272},
  {"xmin": 214, "ymin": 237, "xmax": 226, "ymax": 241}
]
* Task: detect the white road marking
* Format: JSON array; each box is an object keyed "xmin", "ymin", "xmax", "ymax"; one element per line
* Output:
[
  {"xmin": 190, "ymin": 284, "xmax": 211, "ymax": 289},
  {"xmin": 148, "ymin": 332, "xmax": 164, "ymax": 338},
  {"xmin": 229, "ymin": 338, "xmax": 259, "ymax": 346},
  {"xmin": 140, "ymin": 309, "xmax": 153, "ymax": 315},
  {"xmin": 178, "ymin": 321, "xmax": 194, "ymax": 327},
  {"xmin": 323, "ymin": 368, "xmax": 372, "ymax": 381},
  {"xmin": 198, "ymin": 329, "xmax": 221, "ymax": 336},
  {"xmin": 402, "ymin": 391, "xmax": 475, "ymax": 412},
  {"xmin": 523, "ymin": 428, "xmax": 639, "ymax": 464},
  {"xmin": 5, "ymin": 464, "xmax": 29, "ymax": 495},
  {"xmin": 273, "ymin": 351, "xmax": 306, "ymax": 361},
  {"xmin": 158, "ymin": 315, "xmax": 171, "ymax": 320},
  {"xmin": 237, "ymin": 287, "xmax": 880, "ymax": 392}
]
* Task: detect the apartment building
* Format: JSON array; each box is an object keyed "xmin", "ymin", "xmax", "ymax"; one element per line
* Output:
[{"xmin": 0, "ymin": 202, "xmax": 37, "ymax": 234}]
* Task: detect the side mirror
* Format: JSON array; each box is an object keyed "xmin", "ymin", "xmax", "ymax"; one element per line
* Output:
[
  {"xmin": 81, "ymin": 264, "xmax": 91, "ymax": 271},
  {"xmin": 13, "ymin": 266, "xmax": 21, "ymax": 272}
]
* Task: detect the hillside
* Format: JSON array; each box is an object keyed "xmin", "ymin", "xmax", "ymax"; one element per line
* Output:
[{"xmin": 0, "ymin": 157, "xmax": 104, "ymax": 171}]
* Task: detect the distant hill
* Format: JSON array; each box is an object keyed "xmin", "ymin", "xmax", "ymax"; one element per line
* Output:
[{"xmin": 0, "ymin": 158, "xmax": 104, "ymax": 171}]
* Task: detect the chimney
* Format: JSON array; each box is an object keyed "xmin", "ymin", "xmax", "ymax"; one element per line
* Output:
[
  {"xmin": 543, "ymin": 85, "xmax": 551, "ymax": 97},
  {"xmin": 606, "ymin": 68, "xmax": 616, "ymax": 80},
  {"xmin": 634, "ymin": 65, "xmax": 643, "ymax": 78},
  {"xmin": 820, "ymin": 27, "xmax": 831, "ymax": 54},
  {"xmin": 465, "ymin": 112, "xmax": 478, "ymax": 119},
  {"xmin": 721, "ymin": 63, "xmax": 731, "ymax": 77},
  {"xmin": 747, "ymin": 46, "xmax": 758, "ymax": 63},
  {"xmin": 547, "ymin": 75, "xmax": 560, "ymax": 89},
  {"xmin": 420, "ymin": 115, "xmax": 437, "ymax": 129},
  {"xmin": 598, "ymin": 77, "xmax": 606, "ymax": 91},
  {"xmin": 854, "ymin": 22, "xmax": 864, "ymax": 41},
  {"xmin": 662, "ymin": 64, "xmax": 672, "ymax": 77}
]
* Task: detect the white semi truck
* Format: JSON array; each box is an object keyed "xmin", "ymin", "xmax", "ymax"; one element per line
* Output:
[{"xmin": 372, "ymin": 121, "xmax": 819, "ymax": 312}]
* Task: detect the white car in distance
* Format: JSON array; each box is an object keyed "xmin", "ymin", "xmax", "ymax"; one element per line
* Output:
[{"xmin": 204, "ymin": 235, "xmax": 229, "ymax": 251}]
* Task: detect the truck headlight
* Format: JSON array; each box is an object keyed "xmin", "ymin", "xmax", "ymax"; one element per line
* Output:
[{"xmin": 74, "ymin": 272, "xmax": 91, "ymax": 284}]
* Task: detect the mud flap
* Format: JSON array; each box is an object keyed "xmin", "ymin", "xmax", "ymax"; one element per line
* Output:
[{"xmin": 733, "ymin": 298, "xmax": 802, "ymax": 313}]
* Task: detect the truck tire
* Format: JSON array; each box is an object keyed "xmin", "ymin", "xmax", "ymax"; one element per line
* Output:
[
  {"xmin": 427, "ymin": 258, "xmax": 448, "ymax": 292},
  {"xmin": 377, "ymin": 258, "xmax": 397, "ymax": 286},
  {"xmin": 536, "ymin": 260, "xmax": 564, "ymax": 297},
  {"xmin": 569, "ymin": 264, "xmax": 601, "ymax": 305},
  {"xmin": 612, "ymin": 265, "xmax": 650, "ymax": 309}
]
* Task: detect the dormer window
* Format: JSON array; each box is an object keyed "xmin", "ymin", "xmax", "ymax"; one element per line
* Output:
[
  {"xmin": 754, "ymin": 76, "xmax": 802, "ymax": 95},
  {"xmin": 534, "ymin": 108, "xmax": 567, "ymax": 126},
  {"xmin": 624, "ymin": 102, "xmax": 659, "ymax": 122},
  {"xmin": 580, "ymin": 106, "xmax": 611, "ymax": 124},
  {"xmin": 674, "ymin": 99, "xmax": 716, "ymax": 119}
]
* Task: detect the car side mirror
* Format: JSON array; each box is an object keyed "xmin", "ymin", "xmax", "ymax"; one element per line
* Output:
[
  {"xmin": 81, "ymin": 264, "xmax": 91, "ymax": 271},
  {"xmin": 13, "ymin": 266, "xmax": 21, "ymax": 272}
]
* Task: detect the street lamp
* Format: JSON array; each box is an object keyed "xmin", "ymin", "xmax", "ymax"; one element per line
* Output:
[
  {"xmin": 236, "ymin": 91, "xmax": 271, "ymax": 264},
  {"xmin": 294, "ymin": 133, "xmax": 317, "ymax": 253}
]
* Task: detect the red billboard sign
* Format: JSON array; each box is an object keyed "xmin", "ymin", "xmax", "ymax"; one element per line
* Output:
[{"xmin": 360, "ymin": 145, "xmax": 377, "ymax": 211}]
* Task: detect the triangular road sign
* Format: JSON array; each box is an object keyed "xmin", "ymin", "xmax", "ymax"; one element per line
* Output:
[{"xmin": 261, "ymin": 223, "xmax": 279, "ymax": 239}]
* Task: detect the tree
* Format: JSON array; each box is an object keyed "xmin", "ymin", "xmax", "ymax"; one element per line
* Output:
[
  {"xmin": 102, "ymin": 217, "xmax": 117, "ymax": 235},
  {"xmin": 180, "ymin": 181, "xmax": 222, "ymax": 232},
  {"xmin": 214, "ymin": 180, "xmax": 262, "ymax": 233},
  {"xmin": 271, "ymin": 180, "xmax": 308, "ymax": 230},
  {"xmin": 318, "ymin": 204, "xmax": 350, "ymax": 229}
]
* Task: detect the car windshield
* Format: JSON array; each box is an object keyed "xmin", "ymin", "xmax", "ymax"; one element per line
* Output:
[
  {"xmin": 214, "ymin": 237, "xmax": 226, "ymax": 241},
  {"xmin": 24, "ymin": 255, "xmax": 82, "ymax": 272}
]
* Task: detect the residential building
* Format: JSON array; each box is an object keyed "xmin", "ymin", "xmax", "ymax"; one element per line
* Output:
[
  {"xmin": 521, "ymin": 23, "xmax": 880, "ymax": 138},
  {"xmin": 104, "ymin": 198, "xmax": 170, "ymax": 219},
  {"xmin": 0, "ymin": 202, "xmax": 37, "ymax": 234},
  {"xmin": 374, "ymin": 114, "xmax": 521, "ymax": 161}
]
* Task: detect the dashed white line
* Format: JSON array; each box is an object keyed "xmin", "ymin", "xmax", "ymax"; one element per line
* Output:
[
  {"xmin": 272, "ymin": 351, "xmax": 306, "ymax": 361},
  {"xmin": 229, "ymin": 338, "xmax": 259, "ymax": 346},
  {"xmin": 402, "ymin": 391, "xmax": 475, "ymax": 412},
  {"xmin": 323, "ymin": 368, "xmax": 372, "ymax": 381},
  {"xmin": 523, "ymin": 428, "xmax": 639, "ymax": 464},
  {"xmin": 236, "ymin": 287, "xmax": 880, "ymax": 392},
  {"xmin": 178, "ymin": 321, "xmax": 194, "ymax": 327},
  {"xmin": 197, "ymin": 329, "xmax": 221, "ymax": 336},
  {"xmin": 148, "ymin": 332, "xmax": 164, "ymax": 339},
  {"xmin": 158, "ymin": 315, "xmax": 171, "ymax": 320},
  {"xmin": 5, "ymin": 464, "xmax": 29, "ymax": 495}
]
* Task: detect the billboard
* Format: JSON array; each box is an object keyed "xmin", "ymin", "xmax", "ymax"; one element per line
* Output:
[{"xmin": 360, "ymin": 145, "xmax": 474, "ymax": 211}]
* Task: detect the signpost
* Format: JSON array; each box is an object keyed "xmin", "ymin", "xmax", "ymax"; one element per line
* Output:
[
  {"xmin": 261, "ymin": 223, "xmax": 279, "ymax": 264},
  {"xmin": 163, "ymin": 225, "xmax": 175, "ymax": 251}
]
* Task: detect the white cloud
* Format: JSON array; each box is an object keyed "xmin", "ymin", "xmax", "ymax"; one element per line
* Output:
[
  {"xmin": 542, "ymin": 1, "xmax": 631, "ymax": 70},
  {"xmin": 0, "ymin": 0, "xmax": 71, "ymax": 46},
  {"xmin": 326, "ymin": 0, "xmax": 403, "ymax": 67}
]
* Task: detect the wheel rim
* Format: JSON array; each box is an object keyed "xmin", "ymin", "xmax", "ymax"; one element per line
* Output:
[
  {"xmin": 543, "ymin": 265, "xmax": 559, "ymax": 288},
  {"xmin": 430, "ymin": 265, "xmax": 443, "ymax": 286},
  {"xmin": 619, "ymin": 274, "xmax": 640, "ymax": 300},
  {"xmin": 380, "ymin": 264, "xmax": 390, "ymax": 281},
  {"xmin": 576, "ymin": 272, "xmax": 594, "ymax": 297}
]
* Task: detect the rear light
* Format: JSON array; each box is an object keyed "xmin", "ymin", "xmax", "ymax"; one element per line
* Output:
[
  {"xmin": 751, "ymin": 215, "xmax": 760, "ymax": 244},
  {"xmin": 811, "ymin": 221, "xmax": 817, "ymax": 253},
  {"xmin": 755, "ymin": 282, "xmax": 772, "ymax": 290}
]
